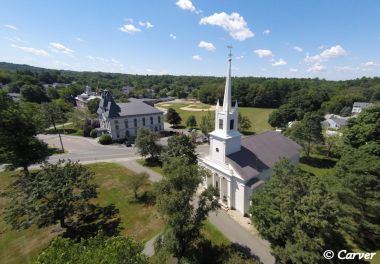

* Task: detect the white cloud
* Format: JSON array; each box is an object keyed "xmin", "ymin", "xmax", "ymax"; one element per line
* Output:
[
  {"xmin": 293, "ymin": 46, "xmax": 303, "ymax": 52},
  {"xmin": 307, "ymin": 63, "xmax": 326, "ymax": 72},
  {"xmin": 146, "ymin": 68, "xmax": 153, "ymax": 73},
  {"xmin": 336, "ymin": 66, "xmax": 355, "ymax": 72},
  {"xmin": 271, "ymin": 58, "xmax": 287, "ymax": 66},
  {"xmin": 4, "ymin": 36, "xmax": 28, "ymax": 44},
  {"xmin": 169, "ymin": 33, "xmax": 177, "ymax": 40},
  {"xmin": 263, "ymin": 29, "xmax": 271, "ymax": 35},
  {"xmin": 87, "ymin": 55, "xmax": 95, "ymax": 60},
  {"xmin": 198, "ymin": 41, "xmax": 215, "ymax": 51},
  {"xmin": 254, "ymin": 49, "xmax": 273, "ymax": 58},
  {"xmin": 236, "ymin": 55, "xmax": 244, "ymax": 60},
  {"xmin": 75, "ymin": 37, "xmax": 84, "ymax": 42},
  {"xmin": 200, "ymin": 12, "xmax": 254, "ymax": 41},
  {"xmin": 176, "ymin": 0, "xmax": 196, "ymax": 12},
  {"xmin": 318, "ymin": 45, "xmax": 324, "ymax": 50},
  {"xmin": 119, "ymin": 24, "xmax": 141, "ymax": 34},
  {"xmin": 11, "ymin": 44, "xmax": 49, "ymax": 56},
  {"xmin": 49, "ymin": 42, "xmax": 74, "ymax": 54},
  {"xmin": 289, "ymin": 68, "xmax": 298, "ymax": 72},
  {"xmin": 138, "ymin": 21, "xmax": 154, "ymax": 29},
  {"xmin": 192, "ymin": 55, "xmax": 202, "ymax": 61},
  {"xmin": 4, "ymin": 24, "xmax": 17, "ymax": 30},
  {"xmin": 361, "ymin": 61, "xmax": 378, "ymax": 67},
  {"xmin": 305, "ymin": 45, "xmax": 347, "ymax": 63}
]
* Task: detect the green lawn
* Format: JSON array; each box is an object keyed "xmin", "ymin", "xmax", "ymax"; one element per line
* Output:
[
  {"xmin": 136, "ymin": 159, "xmax": 164, "ymax": 175},
  {"xmin": 158, "ymin": 102, "xmax": 274, "ymax": 134},
  {"xmin": 0, "ymin": 163, "xmax": 163, "ymax": 264}
]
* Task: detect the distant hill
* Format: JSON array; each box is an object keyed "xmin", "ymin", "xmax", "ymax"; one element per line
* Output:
[{"xmin": 0, "ymin": 62, "xmax": 53, "ymax": 73}]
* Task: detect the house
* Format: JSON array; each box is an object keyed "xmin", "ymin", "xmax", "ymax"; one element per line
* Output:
[
  {"xmin": 198, "ymin": 51, "xmax": 301, "ymax": 216},
  {"xmin": 96, "ymin": 90, "xmax": 164, "ymax": 141},
  {"xmin": 7, "ymin": 93, "xmax": 21, "ymax": 102},
  {"xmin": 75, "ymin": 86, "xmax": 101, "ymax": 110},
  {"xmin": 322, "ymin": 115, "xmax": 348, "ymax": 129},
  {"xmin": 352, "ymin": 102, "xmax": 373, "ymax": 114}
]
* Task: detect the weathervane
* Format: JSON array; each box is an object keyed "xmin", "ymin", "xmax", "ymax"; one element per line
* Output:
[{"xmin": 227, "ymin": 45, "xmax": 233, "ymax": 60}]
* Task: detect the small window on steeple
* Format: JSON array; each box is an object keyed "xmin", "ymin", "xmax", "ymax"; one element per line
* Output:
[
  {"xmin": 230, "ymin": 119, "xmax": 234, "ymax": 130},
  {"xmin": 219, "ymin": 119, "xmax": 223, "ymax": 129}
]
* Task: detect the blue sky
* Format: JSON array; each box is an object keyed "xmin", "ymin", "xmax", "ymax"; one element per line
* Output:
[{"xmin": 1, "ymin": 0, "xmax": 379, "ymax": 80}]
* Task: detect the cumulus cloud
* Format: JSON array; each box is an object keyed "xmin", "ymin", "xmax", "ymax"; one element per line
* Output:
[
  {"xmin": 336, "ymin": 66, "xmax": 355, "ymax": 72},
  {"xmin": 119, "ymin": 24, "xmax": 141, "ymax": 34},
  {"xmin": 271, "ymin": 58, "xmax": 287, "ymax": 66},
  {"xmin": 236, "ymin": 55, "xmax": 244, "ymax": 60},
  {"xmin": 361, "ymin": 61, "xmax": 378, "ymax": 67},
  {"xmin": 305, "ymin": 45, "xmax": 346, "ymax": 63},
  {"xmin": 263, "ymin": 29, "xmax": 271, "ymax": 35},
  {"xmin": 49, "ymin": 42, "xmax": 74, "ymax": 54},
  {"xmin": 198, "ymin": 41, "xmax": 215, "ymax": 51},
  {"xmin": 11, "ymin": 44, "xmax": 49, "ymax": 56},
  {"xmin": 307, "ymin": 63, "xmax": 326, "ymax": 72},
  {"xmin": 169, "ymin": 33, "xmax": 177, "ymax": 40},
  {"xmin": 75, "ymin": 37, "xmax": 84, "ymax": 42},
  {"xmin": 254, "ymin": 49, "xmax": 273, "ymax": 58},
  {"xmin": 293, "ymin": 46, "xmax": 303, "ymax": 52},
  {"xmin": 192, "ymin": 55, "xmax": 202, "ymax": 61},
  {"xmin": 176, "ymin": 0, "xmax": 196, "ymax": 12},
  {"xmin": 289, "ymin": 68, "xmax": 298, "ymax": 72},
  {"xmin": 138, "ymin": 21, "xmax": 154, "ymax": 29},
  {"xmin": 200, "ymin": 12, "xmax": 254, "ymax": 41},
  {"xmin": 4, "ymin": 24, "xmax": 17, "ymax": 30}
]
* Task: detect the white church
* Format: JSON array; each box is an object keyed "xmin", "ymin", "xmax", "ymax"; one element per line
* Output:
[{"xmin": 198, "ymin": 49, "xmax": 301, "ymax": 216}]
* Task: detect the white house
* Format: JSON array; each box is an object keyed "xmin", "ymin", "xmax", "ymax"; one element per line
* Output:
[
  {"xmin": 352, "ymin": 102, "xmax": 373, "ymax": 114},
  {"xmin": 198, "ymin": 51, "xmax": 301, "ymax": 215},
  {"xmin": 322, "ymin": 115, "xmax": 348, "ymax": 129},
  {"xmin": 96, "ymin": 90, "xmax": 164, "ymax": 141},
  {"xmin": 75, "ymin": 86, "xmax": 101, "ymax": 110}
]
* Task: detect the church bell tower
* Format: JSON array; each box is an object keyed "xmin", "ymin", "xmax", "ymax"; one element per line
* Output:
[{"xmin": 208, "ymin": 46, "xmax": 241, "ymax": 164}]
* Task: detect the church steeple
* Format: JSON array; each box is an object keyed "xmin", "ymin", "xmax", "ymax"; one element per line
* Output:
[{"xmin": 223, "ymin": 45, "xmax": 233, "ymax": 113}]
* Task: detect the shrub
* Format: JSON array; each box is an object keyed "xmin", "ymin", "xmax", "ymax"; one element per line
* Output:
[
  {"xmin": 90, "ymin": 129, "xmax": 97, "ymax": 138},
  {"xmin": 98, "ymin": 134, "xmax": 112, "ymax": 145}
]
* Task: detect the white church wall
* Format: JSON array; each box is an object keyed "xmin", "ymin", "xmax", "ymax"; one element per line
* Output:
[{"xmin": 210, "ymin": 137, "xmax": 226, "ymax": 164}]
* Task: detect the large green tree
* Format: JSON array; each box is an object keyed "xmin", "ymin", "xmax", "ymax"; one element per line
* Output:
[
  {"xmin": 35, "ymin": 234, "xmax": 148, "ymax": 264},
  {"xmin": 289, "ymin": 112, "xmax": 324, "ymax": 157},
  {"xmin": 238, "ymin": 112, "xmax": 252, "ymax": 132},
  {"xmin": 87, "ymin": 97, "xmax": 101, "ymax": 114},
  {"xmin": 250, "ymin": 159, "xmax": 344, "ymax": 264},
  {"xmin": 166, "ymin": 108, "xmax": 182, "ymax": 127},
  {"xmin": 199, "ymin": 111, "xmax": 214, "ymax": 137},
  {"xmin": 135, "ymin": 128, "xmax": 162, "ymax": 161},
  {"xmin": 4, "ymin": 160, "xmax": 104, "ymax": 234},
  {"xmin": 162, "ymin": 134, "xmax": 198, "ymax": 165},
  {"xmin": 155, "ymin": 157, "xmax": 219, "ymax": 262},
  {"xmin": 0, "ymin": 92, "xmax": 50, "ymax": 173},
  {"xmin": 186, "ymin": 115, "xmax": 197, "ymax": 128}
]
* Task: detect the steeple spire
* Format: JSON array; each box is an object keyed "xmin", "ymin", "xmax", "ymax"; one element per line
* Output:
[{"xmin": 223, "ymin": 46, "xmax": 233, "ymax": 112}]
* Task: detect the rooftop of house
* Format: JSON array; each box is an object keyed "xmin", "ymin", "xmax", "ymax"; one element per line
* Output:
[
  {"xmin": 353, "ymin": 102, "xmax": 373, "ymax": 108},
  {"xmin": 330, "ymin": 117, "xmax": 348, "ymax": 126},
  {"xmin": 226, "ymin": 131, "xmax": 302, "ymax": 184}
]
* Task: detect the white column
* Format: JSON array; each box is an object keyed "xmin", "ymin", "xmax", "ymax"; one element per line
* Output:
[
  {"xmin": 227, "ymin": 180, "xmax": 231, "ymax": 208},
  {"xmin": 219, "ymin": 175, "xmax": 222, "ymax": 201}
]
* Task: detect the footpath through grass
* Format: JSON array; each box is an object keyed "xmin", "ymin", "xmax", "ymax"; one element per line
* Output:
[{"xmin": 0, "ymin": 162, "xmax": 163, "ymax": 264}]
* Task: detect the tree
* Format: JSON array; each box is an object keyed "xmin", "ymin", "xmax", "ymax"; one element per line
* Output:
[
  {"xmin": 199, "ymin": 111, "xmax": 214, "ymax": 137},
  {"xmin": 4, "ymin": 160, "xmax": 97, "ymax": 232},
  {"xmin": 36, "ymin": 234, "xmax": 148, "ymax": 264},
  {"xmin": 186, "ymin": 115, "xmax": 197, "ymax": 128},
  {"xmin": 87, "ymin": 98, "xmax": 101, "ymax": 114},
  {"xmin": 40, "ymin": 101, "xmax": 66, "ymax": 152},
  {"xmin": 343, "ymin": 106, "xmax": 380, "ymax": 157},
  {"xmin": 20, "ymin": 84, "xmax": 49, "ymax": 103},
  {"xmin": 238, "ymin": 112, "xmax": 251, "ymax": 132},
  {"xmin": 289, "ymin": 112, "xmax": 324, "ymax": 157},
  {"xmin": 0, "ymin": 92, "xmax": 50, "ymax": 173},
  {"xmin": 162, "ymin": 134, "xmax": 197, "ymax": 165},
  {"xmin": 251, "ymin": 159, "xmax": 344, "ymax": 264},
  {"xmin": 127, "ymin": 172, "xmax": 149, "ymax": 199},
  {"xmin": 155, "ymin": 157, "xmax": 219, "ymax": 262},
  {"xmin": 166, "ymin": 108, "xmax": 182, "ymax": 127},
  {"xmin": 46, "ymin": 86, "xmax": 60, "ymax": 100},
  {"xmin": 135, "ymin": 128, "xmax": 161, "ymax": 160},
  {"xmin": 333, "ymin": 148, "xmax": 380, "ymax": 244}
]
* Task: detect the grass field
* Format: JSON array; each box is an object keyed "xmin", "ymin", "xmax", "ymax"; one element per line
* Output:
[
  {"xmin": 0, "ymin": 163, "xmax": 163, "ymax": 264},
  {"xmin": 158, "ymin": 102, "xmax": 274, "ymax": 134}
]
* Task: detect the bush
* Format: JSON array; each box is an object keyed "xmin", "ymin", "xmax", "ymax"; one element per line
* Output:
[
  {"xmin": 90, "ymin": 129, "xmax": 97, "ymax": 138},
  {"xmin": 98, "ymin": 134, "xmax": 112, "ymax": 145}
]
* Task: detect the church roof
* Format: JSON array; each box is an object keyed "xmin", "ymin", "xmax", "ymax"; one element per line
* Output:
[{"xmin": 226, "ymin": 131, "xmax": 301, "ymax": 183}]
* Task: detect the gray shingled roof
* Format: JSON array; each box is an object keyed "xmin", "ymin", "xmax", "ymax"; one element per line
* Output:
[
  {"xmin": 353, "ymin": 102, "xmax": 373, "ymax": 108},
  {"xmin": 117, "ymin": 101, "xmax": 163, "ymax": 116},
  {"xmin": 226, "ymin": 131, "xmax": 301, "ymax": 183},
  {"xmin": 330, "ymin": 117, "xmax": 347, "ymax": 127}
]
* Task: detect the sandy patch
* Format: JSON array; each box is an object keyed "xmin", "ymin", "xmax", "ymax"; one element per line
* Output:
[{"xmin": 180, "ymin": 105, "xmax": 216, "ymax": 112}]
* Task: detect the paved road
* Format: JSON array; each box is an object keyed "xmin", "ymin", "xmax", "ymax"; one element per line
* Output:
[{"xmin": 39, "ymin": 134, "xmax": 274, "ymax": 264}]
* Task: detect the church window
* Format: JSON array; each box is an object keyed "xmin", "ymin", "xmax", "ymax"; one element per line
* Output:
[
  {"xmin": 158, "ymin": 116, "xmax": 161, "ymax": 123},
  {"xmin": 134, "ymin": 118, "xmax": 137, "ymax": 127},
  {"xmin": 142, "ymin": 118, "xmax": 146, "ymax": 126},
  {"xmin": 115, "ymin": 125, "xmax": 119, "ymax": 130},
  {"xmin": 150, "ymin": 116, "xmax": 153, "ymax": 125},
  {"xmin": 216, "ymin": 148, "xmax": 219, "ymax": 152},
  {"xmin": 219, "ymin": 119, "xmax": 223, "ymax": 129},
  {"xmin": 126, "ymin": 130, "xmax": 130, "ymax": 137},
  {"xmin": 230, "ymin": 119, "xmax": 234, "ymax": 129},
  {"xmin": 114, "ymin": 120, "xmax": 118, "ymax": 124},
  {"xmin": 125, "ymin": 119, "xmax": 128, "ymax": 128}
]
